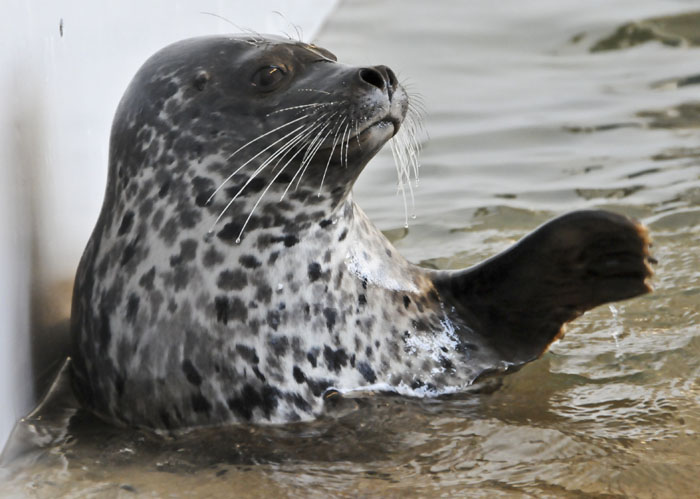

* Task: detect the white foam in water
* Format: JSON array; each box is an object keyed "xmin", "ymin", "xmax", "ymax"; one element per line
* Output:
[{"xmin": 608, "ymin": 304, "xmax": 624, "ymax": 358}]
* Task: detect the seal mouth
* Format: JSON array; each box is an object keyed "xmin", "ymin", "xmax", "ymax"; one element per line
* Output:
[{"xmin": 356, "ymin": 116, "xmax": 402, "ymax": 140}]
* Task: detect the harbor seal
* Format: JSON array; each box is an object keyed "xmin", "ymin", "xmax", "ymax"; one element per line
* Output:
[{"xmin": 70, "ymin": 35, "xmax": 653, "ymax": 430}]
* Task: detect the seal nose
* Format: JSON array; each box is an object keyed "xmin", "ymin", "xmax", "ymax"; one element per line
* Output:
[{"xmin": 358, "ymin": 65, "xmax": 398, "ymax": 97}]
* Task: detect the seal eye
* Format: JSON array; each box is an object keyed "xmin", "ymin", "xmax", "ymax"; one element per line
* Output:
[{"xmin": 251, "ymin": 65, "xmax": 286, "ymax": 90}]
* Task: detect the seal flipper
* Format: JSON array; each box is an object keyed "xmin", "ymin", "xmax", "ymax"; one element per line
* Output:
[{"xmin": 432, "ymin": 210, "xmax": 654, "ymax": 368}]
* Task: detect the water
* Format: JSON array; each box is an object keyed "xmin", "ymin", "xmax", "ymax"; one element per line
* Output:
[{"xmin": 2, "ymin": 0, "xmax": 699, "ymax": 496}]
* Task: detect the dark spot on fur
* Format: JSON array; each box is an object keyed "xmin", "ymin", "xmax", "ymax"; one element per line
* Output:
[
  {"xmin": 411, "ymin": 379, "xmax": 424, "ymax": 389},
  {"xmin": 319, "ymin": 219, "xmax": 332, "ymax": 228},
  {"xmin": 160, "ymin": 218, "xmax": 180, "ymax": 246},
  {"xmin": 203, "ymin": 246, "xmax": 225, "ymax": 267},
  {"xmin": 350, "ymin": 354, "xmax": 356, "ymax": 367},
  {"xmin": 182, "ymin": 359, "xmax": 202, "ymax": 386},
  {"xmin": 217, "ymin": 269, "xmax": 247, "ymax": 290},
  {"xmin": 270, "ymin": 234, "xmax": 299, "ymax": 247},
  {"xmin": 386, "ymin": 248, "xmax": 392, "ymax": 257},
  {"xmin": 307, "ymin": 348, "xmax": 319, "ymax": 368},
  {"xmin": 256, "ymin": 284, "xmax": 272, "ymax": 303},
  {"xmin": 191, "ymin": 393, "xmax": 212, "ymax": 413},
  {"xmin": 172, "ymin": 266, "xmax": 190, "ymax": 291},
  {"xmin": 239, "ymin": 255, "xmax": 261, "ymax": 269},
  {"xmin": 292, "ymin": 366, "xmax": 306, "ymax": 383},
  {"xmin": 323, "ymin": 346, "xmax": 348, "ymax": 372},
  {"xmin": 214, "ymin": 296, "xmax": 248, "ymax": 325},
  {"xmin": 217, "ymin": 220, "xmax": 244, "ymax": 242},
  {"xmin": 306, "ymin": 378, "xmax": 333, "ymax": 397},
  {"xmin": 323, "ymin": 308, "xmax": 337, "ymax": 330},
  {"xmin": 98, "ymin": 309, "xmax": 112, "ymax": 354},
  {"xmin": 125, "ymin": 294, "xmax": 139, "ymax": 322},
  {"xmin": 308, "ymin": 262, "xmax": 322, "ymax": 282},
  {"xmin": 403, "ymin": 295, "xmax": 411, "ymax": 309},
  {"xmin": 267, "ymin": 310, "xmax": 280, "ymax": 330},
  {"xmin": 121, "ymin": 238, "xmax": 139, "ymax": 266},
  {"xmin": 268, "ymin": 251, "xmax": 280, "ymax": 265},
  {"xmin": 253, "ymin": 366, "xmax": 266, "ymax": 382},
  {"xmin": 268, "ymin": 335, "xmax": 289, "ymax": 357},
  {"xmin": 138, "ymin": 267, "xmax": 155, "ymax": 291},
  {"xmin": 226, "ymin": 177, "xmax": 266, "ymax": 196},
  {"xmin": 195, "ymin": 190, "xmax": 214, "ymax": 207},
  {"xmin": 439, "ymin": 356, "xmax": 454, "ymax": 371},
  {"xmin": 180, "ymin": 239, "xmax": 198, "ymax": 262},
  {"xmin": 338, "ymin": 229, "xmax": 348, "ymax": 241},
  {"xmin": 114, "ymin": 372, "xmax": 125, "ymax": 397},
  {"xmin": 288, "ymin": 393, "xmax": 311, "ymax": 412},
  {"xmin": 118, "ymin": 211, "xmax": 134, "ymax": 236},
  {"xmin": 235, "ymin": 344, "xmax": 259, "ymax": 364},
  {"xmin": 358, "ymin": 294, "xmax": 367, "ymax": 306},
  {"xmin": 358, "ymin": 362, "xmax": 377, "ymax": 383},
  {"xmin": 158, "ymin": 181, "xmax": 170, "ymax": 198},
  {"xmin": 227, "ymin": 384, "xmax": 279, "ymax": 421}
]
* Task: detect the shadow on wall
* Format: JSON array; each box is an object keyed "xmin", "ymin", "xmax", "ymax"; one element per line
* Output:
[{"xmin": 13, "ymin": 72, "xmax": 73, "ymax": 397}]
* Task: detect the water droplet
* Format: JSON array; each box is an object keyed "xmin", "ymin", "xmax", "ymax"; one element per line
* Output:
[
  {"xmin": 404, "ymin": 223, "xmax": 409, "ymax": 229},
  {"xmin": 204, "ymin": 231, "xmax": 214, "ymax": 243},
  {"xmin": 411, "ymin": 214, "xmax": 417, "ymax": 220},
  {"xmin": 235, "ymin": 237, "xmax": 241, "ymax": 244}
]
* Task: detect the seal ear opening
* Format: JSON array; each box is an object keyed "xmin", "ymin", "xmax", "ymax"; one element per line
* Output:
[{"xmin": 432, "ymin": 210, "xmax": 654, "ymax": 367}]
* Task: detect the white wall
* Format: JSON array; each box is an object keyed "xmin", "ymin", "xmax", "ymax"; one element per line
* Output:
[{"xmin": 0, "ymin": 0, "xmax": 338, "ymax": 451}]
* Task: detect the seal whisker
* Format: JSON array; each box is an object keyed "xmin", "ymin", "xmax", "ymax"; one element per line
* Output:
[
  {"xmin": 287, "ymin": 117, "xmax": 339, "ymax": 197},
  {"xmin": 266, "ymin": 101, "xmax": 339, "ymax": 117},
  {"xmin": 297, "ymin": 88, "xmax": 333, "ymax": 95},
  {"xmin": 319, "ymin": 116, "xmax": 347, "ymax": 195},
  {"xmin": 271, "ymin": 11, "xmax": 305, "ymax": 43},
  {"xmin": 209, "ymin": 116, "xmax": 330, "ymax": 233},
  {"xmin": 225, "ymin": 113, "xmax": 313, "ymax": 161},
  {"xmin": 199, "ymin": 12, "xmax": 264, "ymax": 44},
  {"xmin": 207, "ymin": 114, "xmax": 318, "ymax": 204},
  {"xmin": 388, "ymin": 100, "xmax": 427, "ymax": 223},
  {"xmin": 402, "ymin": 112, "xmax": 424, "ymax": 185},
  {"xmin": 235, "ymin": 123, "xmax": 329, "ymax": 241},
  {"xmin": 298, "ymin": 114, "xmax": 338, "ymax": 170},
  {"xmin": 390, "ymin": 137, "xmax": 412, "ymax": 227},
  {"xmin": 341, "ymin": 122, "xmax": 351, "ymax": 169}
]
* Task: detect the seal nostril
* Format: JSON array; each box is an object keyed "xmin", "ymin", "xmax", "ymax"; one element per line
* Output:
[
  {"xmin": 359, "ymin": 67, "xmax": 385, "ymax": 91},
  {"xmin": 385, "ymin": 68, "xmax": 398, "ymax": 88}
]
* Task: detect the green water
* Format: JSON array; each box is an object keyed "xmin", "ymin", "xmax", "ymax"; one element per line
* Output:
[{"xmin": 2, "ymin": 1, "xmax": 699, "ymax": 497}]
